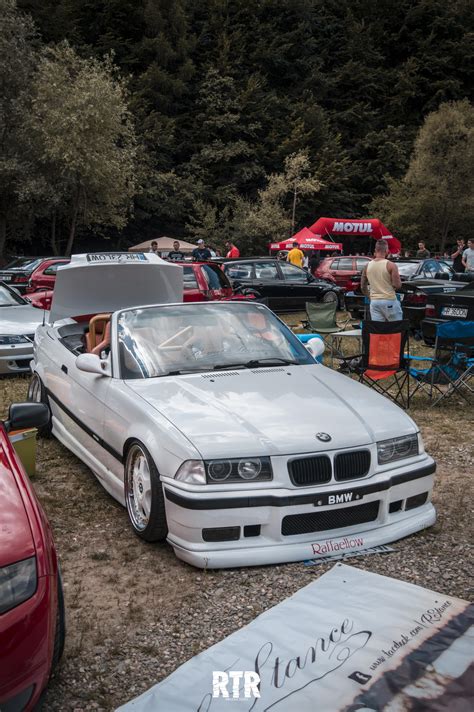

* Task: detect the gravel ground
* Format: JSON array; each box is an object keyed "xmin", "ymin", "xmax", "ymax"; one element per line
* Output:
[{"xmin": 1, "ymin": 362, "xmax": 472, "ymax": 711}]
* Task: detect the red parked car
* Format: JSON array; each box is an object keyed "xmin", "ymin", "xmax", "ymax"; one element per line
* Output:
[
  {"xmin": 316, "ymin": 255, "xmax": 371, "ymax": 291},
  {"xmin": 0, "ymin": 403, "xmax": 65, "ymax": 711},
  {"xmin": 26, "ymin": 258, "xmax": 69, "ymax": 294},
  {"xmin": 181, "ymin": 262, "xmax": 234, "ymax": 301}
]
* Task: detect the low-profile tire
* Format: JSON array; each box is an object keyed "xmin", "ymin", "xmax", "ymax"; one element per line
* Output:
[
  {"xmin": 51, "ymin": 570, "xmax": 66, "ymax": 673},
  {"xmin": 124, "ymin": 441, "xmax": 168, "ymax": 542},
  {"xmin": 321, "ymin": 290, "xmax": 338, "ymax": 304},
  {"xmin": 27, "ymin": 373, "xmax": 52, "ymax": 437}
]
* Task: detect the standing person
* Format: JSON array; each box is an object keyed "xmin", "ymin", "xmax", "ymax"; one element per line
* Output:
[
  {"xmin": 361, "ymin": 239, "xmax": 403, "ymax": 322},
  {"xmin": 192, "ymin": 239, "xmax": 212, "ymax": 261},
  {"xmin": 167, "ymin": 240, "xmax": 185, "ymax": 261},
  {"xmin": 416, "ymin": 241, "xmax": 430, "ymax": 259},
  {"xmin": 225, "ymin": 240, "xmax": 240, "ymax": 258},
  {"xmin": 308, "ymin": 250, "xmax": 320, "ymax": 275},
  {"xmin": 462, "ymin": 238, "xmax": 474, "ymax": 275},
  {"xmin": 451, "ymin": 238, "xmax": 466, "ymax": 272},
  {"xmin": 287, "ymin": 241, "xmax": 304, "ymax": 268},
  {"xmin": 149, "ymin": 240, "xmax": 158, "ymax": 254}
]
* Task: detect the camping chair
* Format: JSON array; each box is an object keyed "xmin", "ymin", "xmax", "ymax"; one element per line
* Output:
[
  {"xmin": 428, "ymin": 321, "xmax": 474, "ymax": 405},
  {"xmin": 300, "ymin": 301, "xmax": 351, "ymax": 356},
  {"xmin": 338, "ymin": 319, "xmax": 411, "ymax": 409}
]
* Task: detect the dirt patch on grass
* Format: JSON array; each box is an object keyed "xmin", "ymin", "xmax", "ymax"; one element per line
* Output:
[{"xmin": 0, "ymin": 367, "xmax": 472, "ymax": 711}]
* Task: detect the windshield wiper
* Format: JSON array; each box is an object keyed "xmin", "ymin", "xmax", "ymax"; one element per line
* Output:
[{"xmin": 213, "ymin": 358, "xmax": 298, "ymax": 370}]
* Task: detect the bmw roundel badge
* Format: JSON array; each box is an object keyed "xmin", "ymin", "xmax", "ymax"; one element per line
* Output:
[{"xmin": 316, "ymin": 432, "xmax": 331, "ymax": 442}]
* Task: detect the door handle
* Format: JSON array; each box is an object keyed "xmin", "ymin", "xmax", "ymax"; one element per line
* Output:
[{"xmin": 61, "ymin": 365, "xmax": 68, "ymax": 374}]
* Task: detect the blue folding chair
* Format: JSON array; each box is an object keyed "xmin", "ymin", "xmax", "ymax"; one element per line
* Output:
[{"xmin": 408, "ymin": 321, "xmax": 474, "ymax": 405}]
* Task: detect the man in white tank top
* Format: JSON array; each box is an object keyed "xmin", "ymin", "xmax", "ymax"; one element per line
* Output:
[{"xmin": 361, "ymin": 239, "xmax": 403, "ymax": 321}]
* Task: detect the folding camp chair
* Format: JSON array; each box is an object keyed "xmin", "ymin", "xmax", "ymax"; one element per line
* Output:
[
  {"xmin": 429, "ymin": 321, "xmax": 474, "ymax": 406},
  {"xmin": 300, "ymin": 301, "xmax": 351, "ymax": 357},
  {"xmin": 337, "ymin": 319, "xmax": 411, "ymax": 408}
]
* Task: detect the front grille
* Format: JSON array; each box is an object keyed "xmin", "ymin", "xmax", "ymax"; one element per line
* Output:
[
  {"xmin": 289, "ymin": 456, "xmax": 332, "ymax": 486},
  {"xmin": 334, "ymin": 450, "xmax": 371, "ymax": 481},
  {"xmin": 281, "ymin": 501, "xmax": 380, "ymax": 536}
]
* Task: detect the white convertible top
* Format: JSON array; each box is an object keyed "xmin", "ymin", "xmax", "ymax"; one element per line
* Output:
[{"xmin": 49, "ymin": 252, "xmax": 183, "ymax": 323}]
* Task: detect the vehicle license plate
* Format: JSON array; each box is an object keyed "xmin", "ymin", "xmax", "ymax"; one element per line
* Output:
[
  {"xmin": 441, "ymin": 306, "xmax": 468, "ymax": 318},
  {"xmin": 313, "ymin": 489, "xmax": 363, "ymax": 507},
  {"xmin": 86, "ymin": 252, "xmax": 147, "ymax": 263},
  {"xmin": 0, "ymin": 274, "xmax": 11, "ymax": 281}
]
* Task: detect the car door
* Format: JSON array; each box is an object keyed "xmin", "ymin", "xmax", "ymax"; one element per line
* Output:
[
  {"xmin": 278, "ymin": 262, "xmax": 317, "ymax": 310},
  {"xmin": 252, "ymin": 261, "xmax": 286, "ymax": 309},
  {"xmin": 332, "ymin": 257, "xmax": 354, "ymax": 289},
  {"xmin": 42, "ymin": 327, "xmax": 111, "ymax": 473}
]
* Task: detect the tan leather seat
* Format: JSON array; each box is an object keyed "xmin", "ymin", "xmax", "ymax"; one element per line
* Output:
[{"xmin": 86, "ymin": 313, "xmax": 111, "ymax": 353}]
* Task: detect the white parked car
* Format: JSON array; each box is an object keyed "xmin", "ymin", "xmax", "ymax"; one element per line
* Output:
[
  {"xmin": 0, "ymin": 282, "xmax": 47, "ymax": 375},
  {"xmin": 29, "ymin": 253, "xmax": 436, "ymax": 568}
]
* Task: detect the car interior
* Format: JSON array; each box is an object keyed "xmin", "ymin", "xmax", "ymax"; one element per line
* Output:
[{"xmin": 58, "ymin": 314, "xmax": 112, "ymax": 358}]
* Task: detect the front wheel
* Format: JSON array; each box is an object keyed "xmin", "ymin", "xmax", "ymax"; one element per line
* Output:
[
  {"xmin": 124, "ymin": 442, "xmax": 168, "ymax": 542},
  {"xmin": 321, "ymin": 290, "xmax": 338, "ymax": 304},
  {"xmin": 27, "ymin": 373, "xmax": 52, "ymax": 437}
]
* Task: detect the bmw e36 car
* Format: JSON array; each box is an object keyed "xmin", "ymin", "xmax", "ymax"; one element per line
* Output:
[
  {"xmin": 28, "ymin": 252, "xmax": 436, "ymax": 568},
  {"xmin": 0, "ymin": 282, "xmax": 48, "ymax": 375}
]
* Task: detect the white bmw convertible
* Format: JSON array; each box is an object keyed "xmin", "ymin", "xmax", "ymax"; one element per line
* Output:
[{"xmin": 29, "ymin": 253, "xmax": 436, "ymax": 568}]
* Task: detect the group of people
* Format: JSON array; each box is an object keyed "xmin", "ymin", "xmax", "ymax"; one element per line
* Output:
[
  {"xmin": 148, "ymin": 239, "xmax": 240, "ymax": 262},
  {"xmin": 410, "ymin": 238, "xmax": 474, "ymax": 273}
]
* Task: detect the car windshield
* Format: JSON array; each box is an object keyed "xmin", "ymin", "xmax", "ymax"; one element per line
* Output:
[
  {"xmin": 0, "ymin": 285, "xmax": 26, "ymax": 306},
  {"xmin": 3, "ymin": 257, "xmax": 42, "ymax": 271},
  {"xmin": 117, "ymin": 302, "xmax": 314, "ymax": 379},
  {"xmin": 397, "ymin": 262, "xmax": 419, "ymax": 277}
]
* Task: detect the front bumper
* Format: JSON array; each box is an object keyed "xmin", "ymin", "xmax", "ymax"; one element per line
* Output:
[
  {"xmin": 164, "ymin": 459, "xmax": 436, "ymax": 569},
  {"xmin": 0, "ymin": 344, "xmax": 34, "ymax": 375}
]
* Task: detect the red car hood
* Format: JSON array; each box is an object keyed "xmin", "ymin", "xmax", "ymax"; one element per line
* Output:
[{"xmin": 0, "ymin": 438, "xmax": 35, "ymax": 567}]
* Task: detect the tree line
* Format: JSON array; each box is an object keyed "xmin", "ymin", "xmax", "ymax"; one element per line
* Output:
[{"xmin": 1, "ymin": 0, "xmax": 473, "ymax": 261}]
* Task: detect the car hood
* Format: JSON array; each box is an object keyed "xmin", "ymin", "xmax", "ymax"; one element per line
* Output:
[
  {"xmin": 126, "ymin": 365, "xmax": 416, "ymax": 459},
  {"xmin": 0, "ymin": 439, "xmax": 35, "ymax": 567},
  {"xmin": 0, "ymin": 305, "xmax": 46, "ymax": 335}
]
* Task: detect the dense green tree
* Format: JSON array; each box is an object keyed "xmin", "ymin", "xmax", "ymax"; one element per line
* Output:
[
  {"xmin": 372, "ymin": 100, "xmax": 474, "ymax": 250},
  {"xmin": 26, "ymin": 43, "xmax": 139, "ymax": 255},
  {"xmin": 0, "ymin": 0, "xmax": 37, "ymax": 260}
]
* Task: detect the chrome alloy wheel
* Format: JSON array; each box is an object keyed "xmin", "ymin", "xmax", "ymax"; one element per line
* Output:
[
  {"xmin": 28, "ymin": 373, "xmax": 43, "ymax": 402},
  {"xmin": 126, "ymin": 444, "xmax": 153, "ymax": 531}
]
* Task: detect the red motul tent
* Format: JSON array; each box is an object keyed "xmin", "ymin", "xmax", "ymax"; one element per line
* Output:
[
  {"xmin": 269, "ymin": 227, "xmax": 342, "ymax": 253},
  {"xmin": 308, "ymin": 217, "xmax": 401, "ymax": 255}
]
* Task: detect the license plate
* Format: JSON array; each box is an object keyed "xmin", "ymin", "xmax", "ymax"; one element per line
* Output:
[
  {"xmin": 86, "ymin": 252, "xmax": 147, "ymax": 263},
  {"xmin": 0, "ymin": 274, "xmax": 11, "ymax": 281},
  {"xmin": 441, "ymin": 306, "xmax": 468, "ymax": 317},
  {"xmin": 313, "ymin": 490, "xmax": 363, "ymax": 507}
]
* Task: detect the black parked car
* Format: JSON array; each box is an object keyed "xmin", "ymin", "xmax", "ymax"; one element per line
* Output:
[
  {"xmin": 218, "ymin": 258, "xmax": 344, "ymax": 312},
  {"xmin": 345, "ymin": 259, "xmax": 473, "ymax": 330},
  {"xmin": 421, "ymin": 282, "xmax": 474, "ymax": 344}
]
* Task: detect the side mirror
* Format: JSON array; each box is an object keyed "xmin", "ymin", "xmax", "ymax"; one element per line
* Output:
[
  {"xmin": 76, "ymin": 353, "xmax": 108, "ymax": 376},
  {"xmin": 305, "ymin": 337, "xmax": 325, "ymax": 360},
  {"xmin": 5, "ymin": 403, "xmax": 50, "ymax": 432}
]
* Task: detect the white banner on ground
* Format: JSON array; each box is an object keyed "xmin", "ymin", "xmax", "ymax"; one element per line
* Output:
[
  {"xmin": 117, "ymin": 564, "xmax": 473, "ymax": 712},
  {"xmin": 304, "ymin": 544, "xmax": 394, "ymax": 566}
]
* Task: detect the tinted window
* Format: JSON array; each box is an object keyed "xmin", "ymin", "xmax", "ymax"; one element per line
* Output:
[
  {"xmin": 183, "ymin": 266, "xmax": 198, "ymax": 289},
  {"xmin": 4, "ymin": 257, "xmax": 42, "ymax": 272},
  {"xmin": 254, "ymin": 262, "xmax": 279, "ymax": 280},
  {"xmin": 279, "ymin": 263, "xmax": 308, "ymax": 282},
  {"xmin": 225, "ymin": 263, "xmax": 253, "ymax": 279},
  {"xmin": 334, "ymin": 258, "xmax": 353, "ymax": 270},
  {"xmin": 202, "ymin": 264, "xmax": 229, "ymax": 289},
  {"xmin": 43, "ymin": 262, "xmax": 65, "ymax": 275},
  {"xmin": 355, "ymin": 258, "xmax": 371, "ymax": 271},
  {"xmin": 420, "ymin": 260, "xmax": 439, "ymax": 278}
]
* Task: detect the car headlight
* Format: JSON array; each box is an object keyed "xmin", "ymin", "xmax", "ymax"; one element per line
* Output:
[
  {"xmin": 174, "ymin": 457, "xmax": 273, "ymax": 484},
  {"xmin": 0, "ymin": 335, "xmax": 31, "ymax": 345},
  {"xmin": 0, "ymin": 556, "xmax": 37, "ymax": 614},
  {"xmin": 377, "ymin": 434, "xmax": 419, "ymax": 465}
]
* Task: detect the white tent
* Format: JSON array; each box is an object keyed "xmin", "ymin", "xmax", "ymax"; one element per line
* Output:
[{"xmin": 128, "ymin": 237, "xmax": 196, "ymax": 253}]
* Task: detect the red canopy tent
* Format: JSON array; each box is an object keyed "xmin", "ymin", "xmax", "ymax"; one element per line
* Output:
[
  {"xmin": 308, "ymin": 217, "xmax": 401, "ymax": 255},
  {"xmin": 269, "ymin": 227, "xmax": 342, "ymax": 253}
]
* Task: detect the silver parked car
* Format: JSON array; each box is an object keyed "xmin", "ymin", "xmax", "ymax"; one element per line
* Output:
[{"xmin": 0, "ymin": 282, "xmax": 46, "ymax": 375}]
